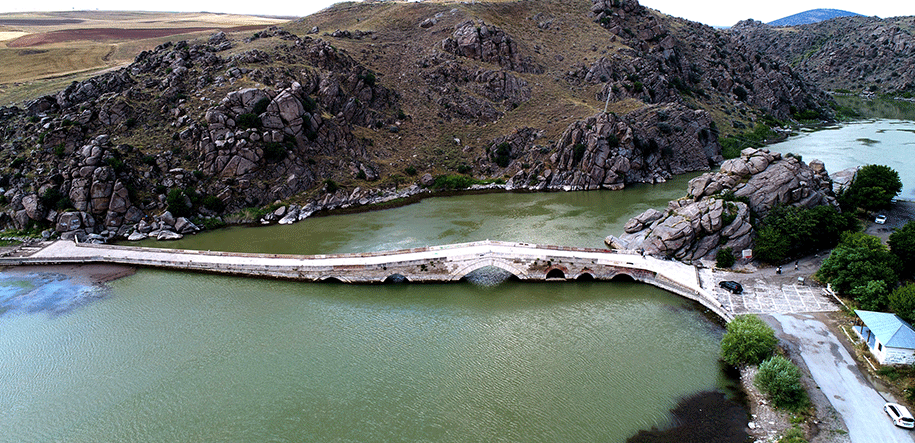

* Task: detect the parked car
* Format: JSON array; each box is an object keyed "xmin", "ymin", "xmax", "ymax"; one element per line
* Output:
[
  {"xmin": 719, "ymin": 280, "xmax": 743, "ymax": 294},
  {"xmin": 885, "ymin": 402, "xmax": 915, "ymax": 428},
  {"xmin": 875, "ymin": 214, "xmax": 887, "ymax": 224}
]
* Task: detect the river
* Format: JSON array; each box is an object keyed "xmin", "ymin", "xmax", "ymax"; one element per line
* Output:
[
  {"xmin": 1, "ymin": 173, "xmax": 749, "ymax": 443},
  {"xmin": 5, "ymin": 118, "xmax": 913, "ymax": 443},
  {"xmin": 771, "ymin": 119, "xmax": 915, "ymax": 200}
]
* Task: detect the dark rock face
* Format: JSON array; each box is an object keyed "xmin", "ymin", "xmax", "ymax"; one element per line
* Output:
[
  {"xmin": 505, "ymin": 104, "xmax": 720, "ymax": 191},
  {"xmin": 609, "ymin": 148, "xmax": 836, "ymax": 261},
  {"xmin": 731, "ymin": 17, "xmax": 915, "ymax": 94},
  {"xmin": 580, "ymin": 0, "xmax": 832, "ymax": 121}
]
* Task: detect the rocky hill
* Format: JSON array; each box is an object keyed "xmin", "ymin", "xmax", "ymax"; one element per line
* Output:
[
  {"xmin": 0, "ymin": 0, "xmax": 832, "ymax": 242},
  {"xmin": 731, "ymin": 16, "xmax": 915, "ymax": 95},
  {"xmin": 767, "ymin": 9, "xmax": 862, "ymax": 27}
]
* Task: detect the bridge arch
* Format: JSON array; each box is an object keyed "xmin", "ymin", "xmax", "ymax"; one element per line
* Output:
[
  {"xmin": 382, "ymin": 274, "xmax": 410, "ymax": 284},
  {"xmin": 610, "ymin": 272, "xmax": 636, "ymax": 282},
  {"xmin": 575, "ymin": 270, "xmax": 595, "ymax": 281},
  {"xmin": 545, "ymin": 267, "xmax": 566, "ymax": 280},
  {"xmin": 449, "ymin": 258, "xmax": 529, "ymax": 281},
  {"xmin": 318, "ymin": 276, "xmax": 350, "ymax": 283}
]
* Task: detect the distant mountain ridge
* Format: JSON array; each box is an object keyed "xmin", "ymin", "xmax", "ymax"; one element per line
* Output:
[{"xmin": 768, "ymin": 8, "xmax": 862, "ymax": 26}]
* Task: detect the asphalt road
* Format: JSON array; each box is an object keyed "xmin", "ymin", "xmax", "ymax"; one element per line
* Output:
[{"xmin": 767, "ymin": 313, "xmax": 914, "ymax": 443}]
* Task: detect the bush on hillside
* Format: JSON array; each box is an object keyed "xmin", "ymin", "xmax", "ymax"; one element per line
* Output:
[
  {"xmin": 721, "ymin": 314, "xmax": 777, "ymax": 366},
  {"xmin": 755, "ymin": 355, "xmax": 808, "ymax": 411}
]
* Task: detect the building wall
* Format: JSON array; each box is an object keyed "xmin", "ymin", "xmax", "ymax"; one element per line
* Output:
[{"xmin": 883, "ymin": 346, "xmax": 915, "ymax": 365}]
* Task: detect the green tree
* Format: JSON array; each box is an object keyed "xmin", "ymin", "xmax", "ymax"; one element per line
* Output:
[
  {"xmin": 889, "ymin": 283, "xmax": 915, "ymax": 325},
  {"xmin": 721, "ymin": 314, "xmax": 778, "ymax": 366},
  {"xmin": 839, "ymin": 164, "xmax": 902, "ymax": 212},
  {"xmin": 816, "ymin": 232, "xmax": 901, "ymax": 310},
  {"xmin": 754, "ymin": 225, "xmax": 791, "ymax": 263},
  {"xmin": 755, "ymin": 355, "xmax": 808, "ymax": 411},
  {"xmin": 889, "ymin": 220, "xmax": 915, "ymax": 277},
  {"xmin": 753, "ymin": 204, "xmax": 856, "ymax": 263},
  {"xmin": 716, "ymin": 247, "xmax": 736, "ymax": 268}
]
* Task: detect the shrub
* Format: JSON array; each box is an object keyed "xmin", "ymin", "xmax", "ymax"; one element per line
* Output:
[
  {"xmin": 166, "ymin": 188, "xmax": 192, "ymax": 217},
  {"xmin": 323, "ymin": 179, "xmax": 339, "ymax": 193},
  {"xmin": 755, "ymin": 355, "xmax": 808, "ymax": 411},
  {"xmin": 263, "ymin": 142, "xmax": 288, "ymax": 163},
  {"xmin": 733, "ymin": 85, "xmax": 748, "ymax": 101},
  {"xmin": 492, "ymin": 142, "xmax": 512, "ymax": 168},
  {"xmin": 142, "ymin": 155, "xmax": 157, "ymax": 166},
  {"xmin": 201, "ymin": 195, "xmax": 225, "ymax": 213},
  {"xmin": 252, "ymin": 97, "xmax": 271, "ymax": 115},
  {"xmin": 721, "ymin": 314, "xmax": 777, "ymax": 366},
  {"xmin": 359, "ymin": 71, "xmax": 376, "ymax": 87},
  {"xmin": 716, "ymin": 247, "xmax": 736, "ymax": 268},
  {"xmin": 430, "ymin": 174, "xmax": 477, "ymax": 190},
  {"xmin": 572, "ymin": 143, "xmax": 587, "ymax": 166},
  {"xmin": 236, "ymin": 113, "xmax": 261, "ymax": 129},
  {"xmin": 404, "ymin": 166, "xmax": 417, "ymax": 176},
  {"xmin": 39, "ymin": 188, "xmax": 72, "ymax": 212},
  {"xmin": 777, "ymin": 426, "xmax": 808, "ymax": 443}
]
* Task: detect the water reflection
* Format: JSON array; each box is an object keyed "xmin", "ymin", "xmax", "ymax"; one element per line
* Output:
[{"xmin": 0, "ymin": 272, "xmax": 106, "ymax": 317}]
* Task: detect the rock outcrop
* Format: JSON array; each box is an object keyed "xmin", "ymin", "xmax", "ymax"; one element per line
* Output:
[
  {"xmin": 503, "ymin": 103, "xmax": 720, "ymax": 191},
  {"xmin": 731, "ymin": 17, "xmax": 915, "ymax": 95},
  {"xmin": 608, "ymin": 148, "xmax": 836, "ymax": 261},
  {"xmin": 442, "ymin": 21, "xmax": 544, "ymax": 74}
]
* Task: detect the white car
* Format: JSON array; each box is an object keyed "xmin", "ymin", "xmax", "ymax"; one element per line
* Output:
[
  {"xmin": 875, "ymin": 214, "xmax": 887, "ymax": 224},
  {"xmin": 885, "ymin": 402, "xmax": 915, "ymax": 428}
]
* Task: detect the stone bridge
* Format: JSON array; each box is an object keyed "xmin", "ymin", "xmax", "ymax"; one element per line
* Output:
[{"xmin": 0, "ymin": 240, "xmax": 732, "ymax": 321}]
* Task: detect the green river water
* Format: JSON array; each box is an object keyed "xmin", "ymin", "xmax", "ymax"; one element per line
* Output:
[
  {"xmin": 2, "ymin": 174, "xmax": 743, "ymax": 443},
  {"xmin": 3, "ymin": 119, "xmax": 912, "ymax": 442}
]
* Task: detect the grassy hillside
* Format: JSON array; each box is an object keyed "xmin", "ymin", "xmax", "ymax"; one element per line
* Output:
[{"xmin": 0, "ymin": 11, "xmax": 289, "ymax": 105}]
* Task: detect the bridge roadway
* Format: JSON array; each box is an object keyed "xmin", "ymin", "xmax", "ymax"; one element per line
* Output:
[{"xmin": 0, "ymin": 240, "xmax": 733, "ymax": 321}]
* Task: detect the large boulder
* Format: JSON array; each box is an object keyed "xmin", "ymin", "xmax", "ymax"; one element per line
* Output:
[{"xmin": 610, "ymin": 149, "xmax": 836, "ymax": 261}]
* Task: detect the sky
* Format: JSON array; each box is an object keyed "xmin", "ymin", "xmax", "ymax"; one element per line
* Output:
[{"xmin": 1, "ymin": 1, "xmax": 914, "ymax": 27}]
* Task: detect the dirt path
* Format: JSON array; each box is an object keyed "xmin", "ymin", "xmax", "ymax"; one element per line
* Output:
[{"xmin": 765, "ymin": 313, "xmax": 914, "ymax": 443}]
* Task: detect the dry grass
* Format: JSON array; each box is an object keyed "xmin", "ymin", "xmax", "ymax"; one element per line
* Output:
[{"xmin": 0, "ymin": 10, "xmax": 289, "ymax": 106}]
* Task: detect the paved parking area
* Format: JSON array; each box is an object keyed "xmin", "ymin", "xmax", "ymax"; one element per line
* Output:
[{"xmin": 714, "ymin": 279, "xmax": 840, "ymax": 315}]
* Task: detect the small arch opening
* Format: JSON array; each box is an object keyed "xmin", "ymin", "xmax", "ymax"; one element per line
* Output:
[
  {"xmin": 383, "ymin": 274, "xmax": 410, "ymax": 284},
  {"xmin": 576, "ymin": 272, "xmax": 595, "ymax": 281},
  {"xmin": 320, "ymin": 277, "xmax": 345, "ymax": 284},
  {"xmin": 546, "ymin": 268, "xmax": 566, "ymax": 280},
  {"xmin": 610, "ymin": 273, "xmax": 635, "ymax": 282}
]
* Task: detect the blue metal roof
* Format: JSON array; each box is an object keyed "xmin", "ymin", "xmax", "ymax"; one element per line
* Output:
[{"xmin": 856, "ymin": 310, "xmax": 915, "ymax": 350}]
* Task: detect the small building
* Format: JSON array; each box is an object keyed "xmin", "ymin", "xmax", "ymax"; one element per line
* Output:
[{"xmin": 853, "ymin": 310, "xmax": 915, "ymax": 365}]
